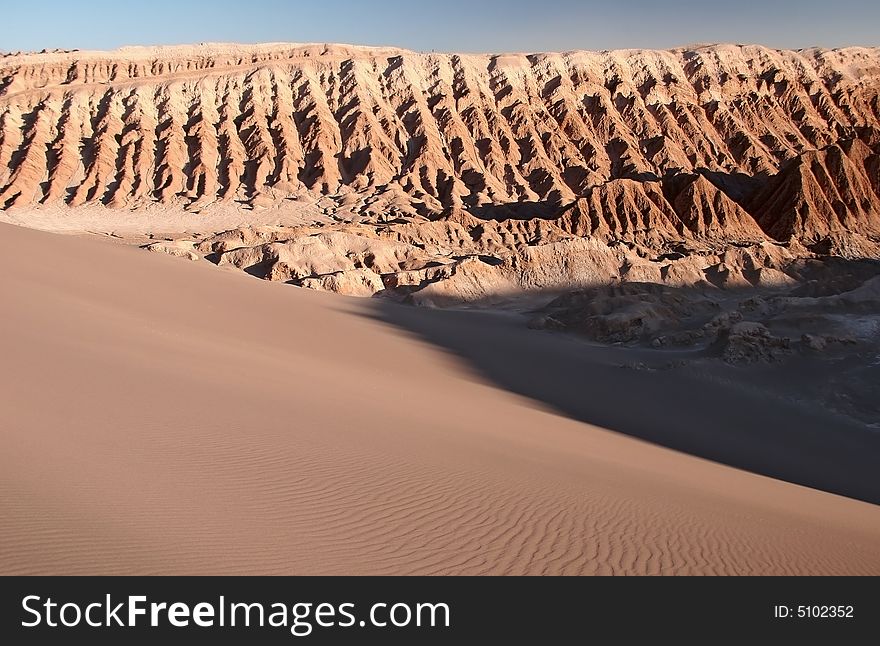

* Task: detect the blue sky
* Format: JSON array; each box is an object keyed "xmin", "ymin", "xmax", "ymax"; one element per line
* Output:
[{"xmin": 3, "ymin": 0, "xmax": 879, "ymax": 53}]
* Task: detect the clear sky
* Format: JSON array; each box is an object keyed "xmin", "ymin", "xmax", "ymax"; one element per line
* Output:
[{"xmin": 3, "ymin": 0, "xmax": 879, "ymax": 53}]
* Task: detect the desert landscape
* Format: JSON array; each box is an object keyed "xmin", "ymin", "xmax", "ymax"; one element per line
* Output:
[{"xmin": 1, "ymin": 42, "xmax": 880, "ymax": 575}]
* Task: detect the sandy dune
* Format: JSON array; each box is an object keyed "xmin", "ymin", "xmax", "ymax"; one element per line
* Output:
[{"xmin": 2, "ymin": 222, "xmax": 879, "ymax": 575}]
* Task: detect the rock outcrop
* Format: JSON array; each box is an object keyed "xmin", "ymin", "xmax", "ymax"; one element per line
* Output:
[
  {"xmin": 3, "ymin": 42, "xmax": 879, "ymax": 307},
  {"xmin": 0, "ymin": 42, "xmax": 878, "ymax": 257}
]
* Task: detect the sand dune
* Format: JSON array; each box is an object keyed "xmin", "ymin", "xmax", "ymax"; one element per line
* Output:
[{"xmin": 2, "ymin": 222, "xmax": 879, "ymax": 575}]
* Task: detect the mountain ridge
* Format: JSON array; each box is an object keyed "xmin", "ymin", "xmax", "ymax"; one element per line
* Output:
[{"xmin": 1, "ymin": 42, "xmax": 879, "ymax": 270}]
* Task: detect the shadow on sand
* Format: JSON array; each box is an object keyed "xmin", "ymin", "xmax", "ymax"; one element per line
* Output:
[{"xmin": 364, "ymin": 290, "xmax": 880, "ymax": 506}]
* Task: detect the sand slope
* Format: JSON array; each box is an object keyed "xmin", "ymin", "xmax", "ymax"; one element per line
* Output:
[{"xmin": 1, "ymin": 222, "xmax": 879, "ymax": 575}]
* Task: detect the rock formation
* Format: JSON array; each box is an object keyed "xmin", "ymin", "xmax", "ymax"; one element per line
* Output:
[{"xmin": 2, "ymin": 42, "xmax": 879, "ymax": 303}]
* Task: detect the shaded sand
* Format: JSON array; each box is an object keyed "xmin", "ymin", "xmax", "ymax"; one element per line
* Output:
[{"xmin": 1, "ymin": 223, "xmax": 880, "ymax": 575}]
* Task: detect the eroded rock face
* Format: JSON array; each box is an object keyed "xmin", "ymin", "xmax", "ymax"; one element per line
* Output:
[
  {"xmin": 749, "ymin": 141, "xmax": 880, "ymax": 247},
  {"xmin": 529, "ymin": 258, "xmax": 880, "ymax": 366},
  {"xmin": 719, "ymin": 322, "xmax": 792, "ymax": 365},
  {"xmin": 168, "ymin": 217, "xmax": 816, "ymax": 307},
  {"xmin": 5, "ymin": 42, "xmax": 878, "ymax": 367},
  {"xmin": 299, "ymin": 269, "xmax": 386, "ymax": 298},
  {"xmin": 1, "ymin": 43, "xmax": 878, "ymax": 257},
  {"xmin": 533, "ymin": 283, "xmax": 721, "ymax": 343},
  {"xmin": 144, "ymin": 240, "xmax": 200, "ymax": 261}
]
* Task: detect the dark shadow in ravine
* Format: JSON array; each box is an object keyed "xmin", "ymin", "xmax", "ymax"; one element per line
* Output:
[
  {"xmin": 458, "ymin": 167, "xmax": 773, "ymax": 222},
  {"xmin": 363, "ymin": 292, "xmax": 880, "ymax": 506}
]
